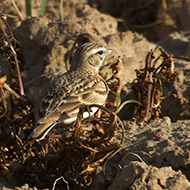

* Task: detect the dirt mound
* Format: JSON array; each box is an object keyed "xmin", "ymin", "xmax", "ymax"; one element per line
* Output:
[
  {"xmin": 108, "ymin": 161, "xmax": 190, "ymax": 190},
  {"xmin": 88, "ymin": 0, "xmax": 190, "ymax": 42}
]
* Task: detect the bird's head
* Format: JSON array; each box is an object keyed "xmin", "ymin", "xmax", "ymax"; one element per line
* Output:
[{"xmin": 71, "ymin": 42, "xmax": 113, "ymax": 71}]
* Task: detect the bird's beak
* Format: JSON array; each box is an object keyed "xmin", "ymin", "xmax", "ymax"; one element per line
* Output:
[{"xmin": 107, "ymin": 48, "xmax": 114, "ymax": 55}]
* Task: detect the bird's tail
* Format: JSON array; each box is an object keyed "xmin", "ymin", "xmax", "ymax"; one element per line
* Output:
[{"xmin": 28, "ymin": 122, "xmax": 56, "ymax": 141}]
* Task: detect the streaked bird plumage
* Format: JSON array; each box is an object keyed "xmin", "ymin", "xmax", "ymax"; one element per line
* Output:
[{"xmin": 29, "ymin": 42, "xmax": 112, "ymax": 141}]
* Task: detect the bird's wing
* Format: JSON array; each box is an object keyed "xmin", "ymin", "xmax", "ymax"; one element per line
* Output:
[
  {"xmin": 38, "ymin": 97, "xmax": 81, "ymax": 124},
  {"xmin": 80, "ymin": 78, "xmax": 108, "ymax": 105},
  {"xmin": 38, "ymin": 72, "xmax": 108, "ymax": 125},
  {"xmin": 39, "ymin": 73, "xmax": 70, "ymax": 116}
]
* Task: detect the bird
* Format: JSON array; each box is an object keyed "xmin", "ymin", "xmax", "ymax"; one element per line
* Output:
[{"xmin": 28, "ymin": 42, "xmax": 113, "ymax": 141}]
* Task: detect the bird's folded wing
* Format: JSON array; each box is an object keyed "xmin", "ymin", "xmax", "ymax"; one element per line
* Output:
[
  {"xmin": 29, "ymin": 122, "xmax": 55, "ymax": 139},
  {"xmin": 30, "ymin": 98, "xmax": 81, "ymax": 140},
  {"xmin": 81, "ymin": 90, "xmax": 107, "ymax": 105},
  {"xmin": 38, "ymin": 83, "xmax": 107, "ymax": 124},
  {"xmin": 29, "ymin": 78, "xmax": 108, "ymax": 140},
  {"xmin": 38, "ymin": 97, "xmax": 81, "ymax": 124},
  {"xmin": 80, "ymin": 79, "xmax": 108, "ymax": 105}
]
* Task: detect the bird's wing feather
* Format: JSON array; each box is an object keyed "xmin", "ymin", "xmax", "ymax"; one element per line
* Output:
[
  {"xmin": 40, "ymin": 74, "xmax": 70, "ymax": 115},
  {"xmin": 38, "ymin": 71, "xmax": 108, "ymax": 125},
  {"xmin": 38, "ymin": 98, "xmax": 81, "ymax": 124},
  {"xmin": 80, "ymin": 79, "xmax": 108, "ymax": 105}
]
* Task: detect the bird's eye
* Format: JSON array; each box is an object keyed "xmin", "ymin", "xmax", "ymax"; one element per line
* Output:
[{"xmin": 97, "ymin": 50, "xmax": 104, "ymax": 55}]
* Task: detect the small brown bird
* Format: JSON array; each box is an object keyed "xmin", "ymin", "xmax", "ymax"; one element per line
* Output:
[{"xmin": 29, "ymin": 42, "xmax": 113, "ymax": 141}]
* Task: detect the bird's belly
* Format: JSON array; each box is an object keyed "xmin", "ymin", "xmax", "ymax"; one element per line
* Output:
[{"xmin": 62, "ymin": 107, "xmax": 99, "ymax": 124}]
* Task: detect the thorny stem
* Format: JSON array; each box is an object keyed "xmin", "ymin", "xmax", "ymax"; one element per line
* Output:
[
  {"xmin": 144, "ymin": 51, "xmax": 154, "ymax": 122},
  {"xmin": 0, "ymin": 16, "xmax": 25, "ymax": 96}
]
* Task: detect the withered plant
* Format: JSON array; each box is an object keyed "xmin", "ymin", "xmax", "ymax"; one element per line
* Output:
[
  {"xmin": 132, "ymin": 47, "xmax": 176, "ymax": 122},
  {"xmin": 0, "ymin": 13, "xmax": 35, "ymax": 172}
]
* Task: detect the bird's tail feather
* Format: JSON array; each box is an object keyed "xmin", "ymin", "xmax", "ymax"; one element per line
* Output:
[{"xmin": 28, "ymin": 122, "xmax": 56, "ymax": 141}]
